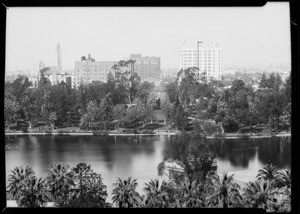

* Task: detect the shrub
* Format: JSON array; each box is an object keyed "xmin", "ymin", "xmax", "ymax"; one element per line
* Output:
[
  {"xmin": 93, "ymin": 130, "xmax": 109, "ymax": 136},
  {"xmin": 140, "ymin": 129, "xmax": 155, "ymax": 135},
  {"xmin": 45, "ymin": 129, "xmax": 53, "ymax": 135},
  {"xmin": 203, "ymin": 122, "xmax": 223, "ymax": 136},
  {"xmin": 21, "ymin": 127, "xmax": 29, "ymax": 133},
  {"xmin": 123, "ymin": 129, "xmax": 139, "ymax": 134}
]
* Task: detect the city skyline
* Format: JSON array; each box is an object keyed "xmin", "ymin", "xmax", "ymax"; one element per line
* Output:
[{"xmin": 6, "ymin": 3, "xmax": 290, "ymax": 71}]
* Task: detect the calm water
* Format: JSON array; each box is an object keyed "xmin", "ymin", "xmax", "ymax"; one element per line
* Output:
[{"xmin": 5, "ymin": 135, "xmax": 291, "ymax": 200}]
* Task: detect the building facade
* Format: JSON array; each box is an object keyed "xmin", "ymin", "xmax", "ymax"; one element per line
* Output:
[
  {"xmin": 128, "ymin": 54, "xmax": 161, "ymax": 82},
  {"xmin": 74, "ymin": 54, "xmax": 116, "ymax": 88},
  {"xmin": 179, "ymin": 42, "xmax": 221, "ymax": 81}
]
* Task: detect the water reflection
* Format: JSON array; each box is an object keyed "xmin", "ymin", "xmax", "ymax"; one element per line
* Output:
[{"xmin": 5, "ymin": 135, "xmax": 291, "ymax": 197}]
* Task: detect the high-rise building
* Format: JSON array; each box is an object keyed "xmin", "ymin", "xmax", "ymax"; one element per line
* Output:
[
  {"xmin": 128, "ymin": 54, "xmax": 161, "ymax": 82},
  {"xmin": 179, "ymin": 42, "xmax": 221, "ymax": 81},
  {"xmin": 74, "ymin": 54, "xmax": 116, "ymax": 88},
  {"xmin": 56, "ymin": 43, "xmax": 62, "ymax": 72}
]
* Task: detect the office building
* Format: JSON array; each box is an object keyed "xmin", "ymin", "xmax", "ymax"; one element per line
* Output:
[
  {"xmin": 74, "ymin": 54, "xmax": 116, "ymax": 88},
  {"xmin": 179, "ymin": 42, "xmax": 221, "ymax": 81},
  {"xmin": 128, "ymin": 54, "xmax": 161, "ymax": 82}
]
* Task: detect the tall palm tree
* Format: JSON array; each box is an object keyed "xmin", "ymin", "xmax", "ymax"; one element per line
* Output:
[
  {"xmin": 256, "ymin": 162, "xmax": 279, "ymax": 181},
  {"xmin": 143, "ymin": 179, "xmax": 170, "ymax": 207},
  {"xmin": 17, "ymin": 177, "xmax": 49, "ymax": 207},
  {"xmin": 7, "ymin": 165, "xmax": 35, "ymax": 201},
  {"xmin": 46, "ymin": 163, "xmax": 75, "ymax": 206},
  {"xmin": 242, "ymin": 179, "xmax": 279, "ymax": 210},
  {"xmin": 111, "ymin": 177, "xmax": 142, "ymax": 208},
  {"xmin": 207, "ymin": 173, "xmax": 241, "ymax": 208}
]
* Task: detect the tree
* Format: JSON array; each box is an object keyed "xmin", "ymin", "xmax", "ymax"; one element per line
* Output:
[
  {"xmin": 112, "ymin": 177, "xmax": 142, "ymax": 208},
  {"xmin": 99, "ymin": 93, "xmax": 114, "ymax": 130},
  {"xmin": 4, "ymin": 94, "xmax": 20, "ymax": 130},
  {"xmin": 231, "ymin": 79, "xmax": 245, "ymax": 95},
  {"xmin": 256, "ymin": 162, "xmax": 279, "ymax": 181},
  {"xmin": 173, "ymin": 179, "xmax": 206, "ymax": 208},
  {"xmin": 242, "ymin": 179, "xmax": 279, "ymax": 210},
  {"xmin": 113, "ymin": 104, "xmax": 127, "ymax": 129},
  {"xmin": 11, "ymin": 75, "xmax": 32, "ymax": 102},
  {"xmin": 136, "ymin": 81, "xmax": 155, "ymax": 106},
  {"xmin": 158, "ymin": 132, "xmax": 219, "ymax": 184},
  {"xmin": 143, "ymin": 179, "xmax": 170, "ymax": 207},
  {"xmin": 46, "ymin": 163, "xmax": 75, "ymax": 206},
  {"xmin": 207, "ymin": 173, "xmax": 241, "ymax": 208},
  {"xmin": 49, "ymin": 112, "xmax": 57, "ymax": 131},
  {"xmin": 259, "ymin": 73, "xmax": 268, "ymax": 88},
  {"xmin": 16, "ymin": 176, "xmax": 49, "ymax": 207},
  {"xmin": 64, "ymin": 165, "xmax": 109, "ymax": 208},
  {"xmin": 164, "ymin": 82, "xmax": 178, "ymax": 104},
  {"xmin": 7, "ymin": 165, "xmax": 35, "ymax": 202},
  {"xmin": 173, "ymin": 103, "xmax": 189, "ymax": 131}
]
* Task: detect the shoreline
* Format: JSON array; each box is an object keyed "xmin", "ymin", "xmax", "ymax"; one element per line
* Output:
[{"xmin": 5, "ymin": 131, "xmax": 291, "ymax": 138}]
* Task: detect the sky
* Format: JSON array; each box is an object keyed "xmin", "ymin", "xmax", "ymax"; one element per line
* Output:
[{"xmin": 6, "ymin": 3, "xmax": 291, "ymax": 72}]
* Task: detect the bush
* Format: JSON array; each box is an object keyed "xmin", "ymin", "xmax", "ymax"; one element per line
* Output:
[
  {"xmin": 122, "ymin": 129, "xmax": 139, "ymax": 134},
  {"xmin": 140, "ymin": 129, "xmax": 155, "ymax": 135},
  {"xmin": 45, "ymin": 129, "xmax": 53, "ymax": 135},
  {"xmin": 93, "ymin": 130, "xmax": 109, "ymax": 136},
  {"xmin": 21, "ymin": 127, "xmax": 29, "ymax": 133},
  {"xmin": 200, "ymin": 122, "xmax": 223, "ymax": 136},
  {"xmin": 223, "ymin": 119, "xmax": 239, "ymax": 133}
]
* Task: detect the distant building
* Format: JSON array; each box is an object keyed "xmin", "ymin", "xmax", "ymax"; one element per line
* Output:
[
  {"xmin": 74, "ymin": 54, "xmax": 116, "ymax": 88},
  {"xmin": 40, "ymin": 66, "xmax": 74, "ymax": 87},
  {"xmin": 128, "ymin": 54, "xmax": 161, "ymax": 82},
  {"xmin": 28, "ymin": 76, "xmax": 39, "ymax": 88},
  {"xmin": 179, "ymin": 42, "xmax": 222, "ymax": 81},
  {"xmin": 56, "ymin": 43, "xmax": 62, "ymax": 72}
]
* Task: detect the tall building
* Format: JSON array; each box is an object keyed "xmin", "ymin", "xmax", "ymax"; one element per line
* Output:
[
  {"xmin": 56, "ymin": 43, "xmax": 62, "ymax": 72},
  {"xmin": 128, "ymin": 54, "xmax": 161, "ymax": 82},
  {"xmin": 74, "ymin": 54, "xmax": 116, "ymax": 88},
  {"xmin": 179, "ymin": 42, "xmax": 221, "ymax": 81}
]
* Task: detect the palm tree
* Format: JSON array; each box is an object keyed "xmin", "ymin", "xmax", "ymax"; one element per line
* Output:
[
  {"xmin": 242, "ymin": 179, "xmax": 279, "ymax": 210},
  {"xmin": 143, "ymin": 179, "xmax": 170, "ymax": 207},
  {"xmin": 7, "ymin": 165, "xmax": 35, "ymax": 201},
  {"xmin": 207, "ymin": 173, "xmax": 241, "ymax": 208},
  {"xmin": 46, "ymin": 163, "xmax": 75, "ymax": 206},
  {"xmin": 111, "ymin": 177, "xmax": 142, "ymax": 208},
  {"xmin": 256, "ymin": 162, "xmax": 279, "ymax": 181},
  {"xmin": 174, "ymin": 180, "xmax": 205, "ymax": 208},
  {"xmin": 17, "ymin": 177, "xmax": 49, "ymax": 207},
  {"xmin": 71, "ymin": 163, "xmax": 94, "ymax": 199},
  {"xmin": 274, "ymin": 169, "xmax": 291, "ymax": 189},
  {"xmin": 63, "ymin": 171, "xmax": 109, "ymax": 208}
]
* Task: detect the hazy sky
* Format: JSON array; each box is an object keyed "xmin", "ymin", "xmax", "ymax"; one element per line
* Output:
[{"xmin": 6, "ymin": 3, "xmax": 291, "ymax": 71}]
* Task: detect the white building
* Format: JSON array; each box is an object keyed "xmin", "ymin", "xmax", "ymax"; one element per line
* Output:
[
  {"xmin": 74, "ymin": 54, "xmax": 116, "ymax": 88},
  {"xmin": 179, "ymin": 42, "xmax": 222, "ymax": 81}
]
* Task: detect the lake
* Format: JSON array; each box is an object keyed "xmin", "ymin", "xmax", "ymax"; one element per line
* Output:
[{"xmin": 5, "ymin": 135, "xmax": 291, "ymax": 201}]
